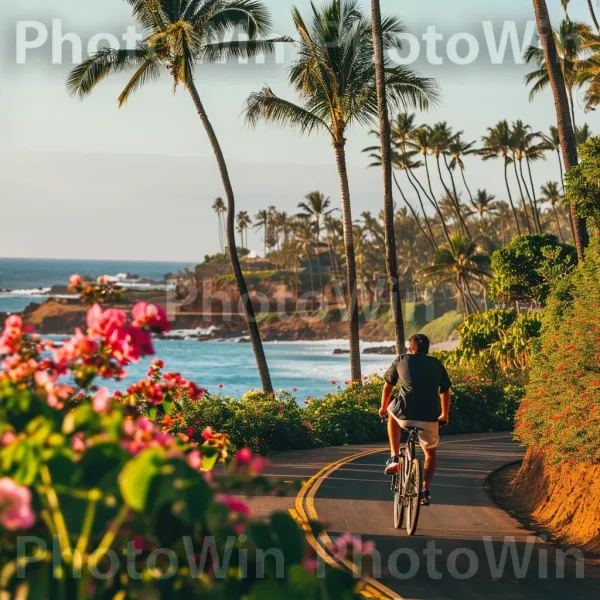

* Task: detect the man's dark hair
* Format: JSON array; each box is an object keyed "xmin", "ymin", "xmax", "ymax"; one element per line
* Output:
[{"xmin": 409, "ymin": 334, "xmax": 430, "ymax": 354}]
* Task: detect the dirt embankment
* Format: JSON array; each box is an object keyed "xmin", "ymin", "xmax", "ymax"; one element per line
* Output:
[{"xmin": 499, "ymin": 448, "xmax": 600, "ymax": 555}]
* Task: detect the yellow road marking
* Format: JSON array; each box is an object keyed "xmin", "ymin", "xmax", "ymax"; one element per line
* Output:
[
  {"xmin": 294, "ymin": 447, "xmax": 401, "ymax": 599},
  {"xmin": 293, "ymin": 435, "xmax": 513, "ymax": 599}
]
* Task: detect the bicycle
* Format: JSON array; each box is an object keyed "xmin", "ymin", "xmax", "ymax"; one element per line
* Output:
[{"xmin": 390, "ymin": 426, "xmax": 423, "ymax": 536}]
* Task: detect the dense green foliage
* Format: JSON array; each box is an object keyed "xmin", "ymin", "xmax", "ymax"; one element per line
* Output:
[
  {"xmin": 164, "ymin": 373, "xmax": 521, "ymax": 455},
  {"xmin": 515, "ymin": 237, "xmax": 600, "ymax": 464},
  {"xmin": 489, "ymin": 235, "xmax": 577, "ymax": 307},
  {"xmin": 565, "ymin": 137, "xmax": 600, "ymax": 229},
  {"xmin": 446, "ymin": 309, "xmax": 542, "ymax": 374}
]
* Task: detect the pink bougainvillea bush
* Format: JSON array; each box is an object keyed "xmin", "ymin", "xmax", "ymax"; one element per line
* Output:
[
  {"xmin": 515, "ymin": 236, "xmax": 600, "ymax": 465},
  {"xmin": 0, "ymin": 280, "xmax": 361, "ymax": 600}
]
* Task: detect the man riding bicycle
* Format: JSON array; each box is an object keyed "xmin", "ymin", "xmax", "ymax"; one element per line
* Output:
[{"xmin": 378, "ymin": 334, "xmax": 451, "ymax": 506}]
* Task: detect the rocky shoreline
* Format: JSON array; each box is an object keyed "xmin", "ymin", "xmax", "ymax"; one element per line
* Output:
[{"xmin": 3, "ymin": 296, "xmax": 460, "ymax": 347}]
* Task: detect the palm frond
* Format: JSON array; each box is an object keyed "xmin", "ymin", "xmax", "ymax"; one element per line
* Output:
[
  {"xmin": 199, "ymin": 36, "xmax": 291, "ymax": 63},
  {"xmin": 66, "ymin": 47, "xmax": 152, "ymax": 99},
  {"xmin": 244, "ymin": 87, "xmax": 330, "ymax": 136},
  {"xmin": 117, "ymin": 56, "xmax": 162, "ymax": 106}
]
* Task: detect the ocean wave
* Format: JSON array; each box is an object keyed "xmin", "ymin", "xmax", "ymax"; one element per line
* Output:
[
  {"xmin": 161, "ymin": 326, "xmax": 217, "ymax": 340},
  {"xmin": 0, "ymin": 288, "xmax": 51, "ymax": 296}
]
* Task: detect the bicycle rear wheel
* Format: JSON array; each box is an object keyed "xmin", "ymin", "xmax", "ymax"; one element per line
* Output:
[
  {"xmin": 405, "ymin": 458, "xmax": 422, "ymax": 536},
  {"xmin": 393, "ymin": 456, "xmax": 405, "ymax": 529}
]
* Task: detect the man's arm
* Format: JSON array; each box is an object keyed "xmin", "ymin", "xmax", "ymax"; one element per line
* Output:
[
  {"xmin": 439, "ymin": 390, "xmax": 450, "ymax": 425},
  {"xmin": 379, "ymin": 382, "xmax": 394, "ymax": 418}
]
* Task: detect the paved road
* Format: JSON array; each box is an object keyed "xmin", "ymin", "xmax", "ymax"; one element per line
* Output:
[{"xmin": 250, "ymin": 433, "xmax": 600, "ymax": 599}]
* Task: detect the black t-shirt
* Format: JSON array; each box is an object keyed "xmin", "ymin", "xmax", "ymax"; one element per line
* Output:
[{"xmin": 384, "ymin": 353, "xmax": 451, "ymax": 422}]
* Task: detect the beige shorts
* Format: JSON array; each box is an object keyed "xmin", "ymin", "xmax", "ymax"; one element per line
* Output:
[{"xmin": 388, "ymin": 412, "xmax": 440, "ymax": 451}]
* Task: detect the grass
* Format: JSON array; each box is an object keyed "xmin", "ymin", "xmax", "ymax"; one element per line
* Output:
[{"xmin": 419, "ymin": 310, "xmax": 463, "ymax": 344}]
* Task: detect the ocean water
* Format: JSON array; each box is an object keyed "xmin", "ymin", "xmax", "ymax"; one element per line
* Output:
[
  {"xmin": 0, "ymin": 257, "xmax": 192, "ymax": 314},
  {"xmin": 0, "ymin": 258, "xmax": 193, "ymax": 290},
  {"xmin": 95, "ymin": 339, "xmax": 394, "ymax": 401},
  {"xmin": 0, "ymin": 258, "xmax": 395, "ymax": 400}
]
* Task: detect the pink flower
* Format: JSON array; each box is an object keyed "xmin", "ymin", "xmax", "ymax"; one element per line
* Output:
[
  {"xmin": 86, "ymin": 304, "xmax": 126, "ymax": 339},
  {"xmin": 219, "ymin": 384, "xmax": 224, "ymax": 389},
  {"xmin": 1, "ymin": 431, "xmax": 16, "ymax": 446},
  {"xmin": 0, "ymin": 478, "xmax": 36, "ymax": 531},
  {"xmin": 92, "ymin": 387, "xmax": 111, "ymax": 414},
  {"xmin": 235, "ymin": 448, "xmax": 253, "ymax": 465},
  {"xmin": 215, "ymin": 494, "xmax": 250, "ymax": 516},
  {"xmin": 250, "ymin": 456, "xmax": 267, "ymax": 475},
  {"xmin": 303, "ymin": 557, "xmax": 318, "ymax": 572},
  {"xmin": 0, "ymin": 315, "xmax": 23, "ymax": 354},
  {"xmin": 131, "ymin": 303, "xmax": 170, "ymax": 333},
  {"xmin": 187, "ymin": 450, "xmax": 203, "ymax": 471},
  {"xmin": 201, "ymin": 427, "xmax": 214, "ymax": 441},
  {"xmin": 133, "ymin": 536, "xmax": 145, "ymax": 551},
  {"xmin": 69, "ymin": 274, "xmax": 83, "ymax": 288},
  {"xmin": 97, "ymin": 275, "xmax": 110, "ymax": 285},
  {"xmin": 293, "ymin": 387, "xmax": 298, "ymax": 393},
  {"xmin": 72, "ymin": 434, "xmax": 86, "ymax": 453}
]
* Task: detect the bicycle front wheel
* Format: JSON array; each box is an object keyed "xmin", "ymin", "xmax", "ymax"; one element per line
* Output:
[
  {"xmin": 405, "ymin": 458, "xmax": 422, "ymax": 536},
  {"xmin": 393, "ymin": 456, "xmax": 405, "ymax": 529}
]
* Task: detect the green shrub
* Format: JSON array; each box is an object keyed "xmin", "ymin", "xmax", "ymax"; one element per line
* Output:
[
  {"xmin": 565, "ymin": 137, "xmax": 600, "ymax": 229},
  {"xmin": 164, "ymin": 372, "xmax": 522, "ymax": 454},
  {"xmin": 515, "ymin": 236, "xmax": 600, "ymax": 464},
  {"xmin": 449, "ymin": 309, "xmax": 542, "ymax": 374},
  {"xmin": 489, "ymin": 234, "xmax": 577, "ymax": 307},
  {"xmin": 302, "ymin": 378, "xmax": 386, "ymax": 447}
]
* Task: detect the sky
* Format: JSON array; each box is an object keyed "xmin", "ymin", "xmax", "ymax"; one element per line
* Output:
[{"xmin": 0, "ymin": 0, "xmax": 598, "ymax": 262}]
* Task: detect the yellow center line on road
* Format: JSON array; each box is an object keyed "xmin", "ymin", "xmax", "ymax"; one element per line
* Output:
[{"xmin": 291, "ymin": 434, "xmax": 515, "ymax": 599}]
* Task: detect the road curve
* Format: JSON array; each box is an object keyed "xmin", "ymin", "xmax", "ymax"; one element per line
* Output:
[{"xmin": 250, "ymin": 433, "xmax": 600, "ymax": 599}]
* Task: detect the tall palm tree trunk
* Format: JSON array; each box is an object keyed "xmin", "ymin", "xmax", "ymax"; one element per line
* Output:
[
  {"xmin": 402, "ymin": 171, "xmax": 438, "ymax": 249},
  {"xmin": 460, "ymin": 167, "xmax": 475, "ymax": 204},
  {"xmin": 371, "ymin": 0, "xmax": 405, "ymax": 355},
  {"xmin": 187, "ymin": 80, "xmax": 273, "ymax": 393},
  {"xmin": 410, "ymin": 164, "xmax": 453, "ymax": 246},
  {"xmin": 531, "ymin": 0, "xmax": 588, "ymax": 259},
  {"xmin": 552, "ymin": 205, "xmax": 565, "ymax": 242},
  {"xmin": 333, "ymin": 139, "xmax": 362, "ymax": 381},
  {"xmin": 525, "ymin": 157, "xmax": 543, "ymax": 232},
  {"xmin": 443, "ymin": 155, "xmax": 473, "ymax": 240},
  {"xmin": 588, "ymin": 0, "xmax": 600, "ymax": 32},
  {"xmin": 512, "ymin": 159, "xmax": 533, "ymax": 233},
  {"xmin": 394, "ymin": 173, "xmax": 436, "ymax": 250},
  {"xmin": 518, "ymin": 159, "xmax": 541, "ymax": 233},
  {"xmin": 315, "ymin": 224, "xmax": 324, "ymax": 299},
  {"xmin": 504, "ymin": 160, "xmax": 522, "ymax": 235},
  {"xmin": 436, "ymin": 156, "xmax": 468, "ymax": 236}
]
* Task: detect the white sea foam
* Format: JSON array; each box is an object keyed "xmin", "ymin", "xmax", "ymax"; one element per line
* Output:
[
  {"xmin": 0, "ymin": 287, "xmax": 51, "ymax": 296},
  {"xmin": 162, "ymin": 326, "xmax": 217, "ymax": 340}
]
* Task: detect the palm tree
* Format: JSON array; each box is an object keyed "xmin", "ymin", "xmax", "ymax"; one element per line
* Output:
[
  {"xmin": 236, "ymin": 211, "xmax": 252, "ymax": 249},
  {"xmin": 370, "ymin": 0, "xmax": 407, "ymax": 354},
  {"xmin": 470, "ymin": 189, "xmax": 500, "ymax": 222},
  {"xmin": 253, "ymin": 209, "xmax": 270, "ymax": 258},
  {"xmin": 541, "ymin": 126, "xmax": 567, "ymax": 192},
  {"xmin": 448, "ymin": 134, "xmax": 477, "ymax": 204},
  {"xmin": 510, "ymin": 120, "xmax": 539, "ymax": 233},
  {"xmin": 524, "ymin": 17, "xmax": 591, "ymax": 131},
  {"xmin": 212, "ymin": 197, "xmax": 227, "ymax": 253},
  {"xmin": 576, "ymin": 123, "xmax": 593, "ymax": 144},
  {"xmin": 531, "ymin": 0, "xmax": 588, "ymax": 261},
  {"xmin": 298, "ymin": 191, "xmax": 333, "ymax": 296},
  {"xmin": 540, "ymin": 181, "xmax": 566, "ymax": 242},
  {"xmin": 363, "ymin": 139, "xmax": 439, "ymax": 249},
  {"xmin": 422, "ymin": 234, "xmax": 491, "ymax": 315},
  {"xmin": 480, "ymin": 121, "xmax": 522, "ymax": 234},
  {"xmin": 245, "ymin": 0, "xmax": 438, "ymax": 381},
  {"xmin": 67, "ymin": 0, "xmax": 281, "ymax": 393}
]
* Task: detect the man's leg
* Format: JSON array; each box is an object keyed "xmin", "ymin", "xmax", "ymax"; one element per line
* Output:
[
  {"xmin": 388, "ymin": 416, "xmax": 402, "ymax": 457},
  {"xmin": 423, "ymin": 447, "xmax": 437, "ymax": 491}
]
